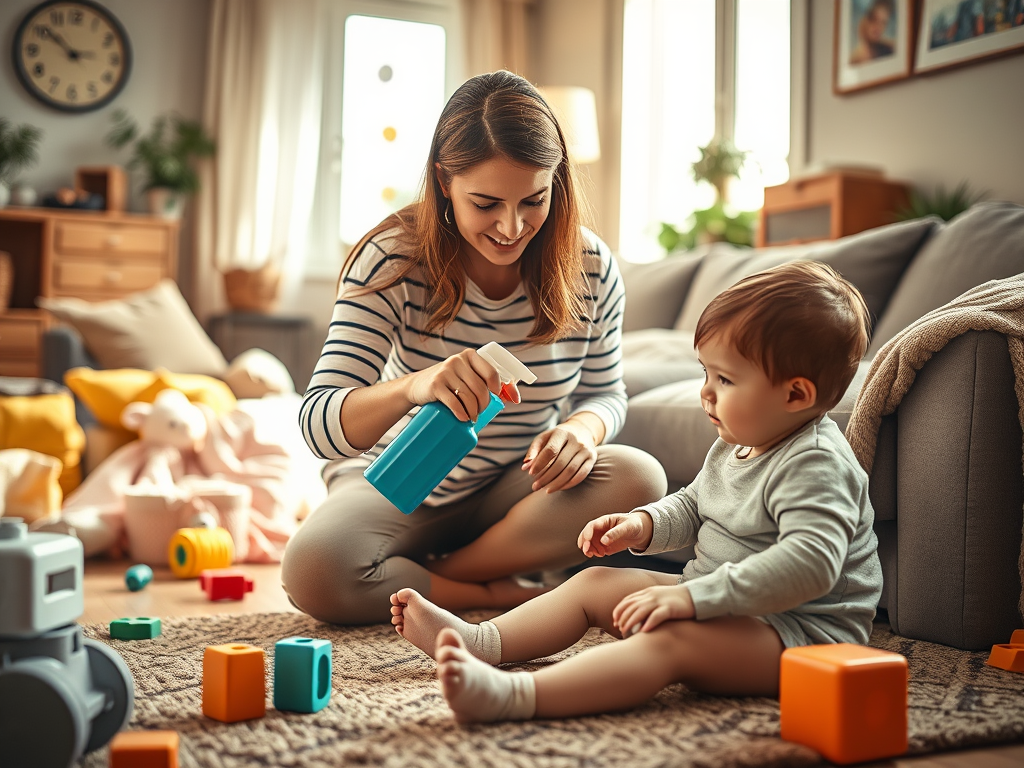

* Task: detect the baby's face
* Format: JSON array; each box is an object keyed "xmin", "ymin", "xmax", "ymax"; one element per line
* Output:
[{"xmin": 697, "ymin": 335, "xmax": 804, "ymax": 459}]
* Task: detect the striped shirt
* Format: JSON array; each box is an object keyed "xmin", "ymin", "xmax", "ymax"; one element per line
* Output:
[{"xmin": 300, "ymin": 226, "xmax": 628, "ymax": 506}]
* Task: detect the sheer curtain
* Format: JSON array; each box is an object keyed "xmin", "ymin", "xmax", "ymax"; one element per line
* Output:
[
  {"xmin": 461, "ymin": 0, "xmax": 533, "ymax": 78},
  {"xmin": 195, "ymin": 0, "xmax": 326, "ymax": 317}
]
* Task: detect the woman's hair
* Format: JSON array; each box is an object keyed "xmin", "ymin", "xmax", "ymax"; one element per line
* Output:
[
  {"xmin": 340, "ymin": 70, "xmax": 591, "ymax": 345},
  {"xmin": 693, "ymin": 261, "xmax": 871, "ymax": 412}
]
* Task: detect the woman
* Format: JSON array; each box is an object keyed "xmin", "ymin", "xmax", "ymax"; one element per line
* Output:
[{"xmin": 282, "ymin": 70, "xmax": 667, "ymax": 625}]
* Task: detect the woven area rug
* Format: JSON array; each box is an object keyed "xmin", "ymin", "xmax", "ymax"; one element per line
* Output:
[{"xmin": 80, "ymin": 612, "xmax": 1024, "ymax": 768}]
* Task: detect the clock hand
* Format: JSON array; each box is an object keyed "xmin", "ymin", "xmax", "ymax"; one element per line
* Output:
[{"xmin": 42, "ymin": 26, "xmax": 81, "ymax": 60}]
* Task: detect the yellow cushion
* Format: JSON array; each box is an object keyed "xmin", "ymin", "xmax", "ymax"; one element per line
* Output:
[
  {"xmin": 0, "ymin": 391, "xmax": 85, "ymax": 495},
  {"xmin": 64, "ymin": 367, "xmax": 237, "ymax": 431}
]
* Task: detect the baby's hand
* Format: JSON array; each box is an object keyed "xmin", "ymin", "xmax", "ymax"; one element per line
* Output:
[
  {"xmin": 612, "ymin": 585, "xmax": 695, "ymax": 636},
  {"xmin": 577, "ymin": 511, "xmax": 652, "ymax": 557}
]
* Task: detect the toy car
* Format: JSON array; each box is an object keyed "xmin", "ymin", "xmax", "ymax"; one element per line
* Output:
[{"xmin": 0, "ymin": 517, "xmax": 135, "ymax": 768}]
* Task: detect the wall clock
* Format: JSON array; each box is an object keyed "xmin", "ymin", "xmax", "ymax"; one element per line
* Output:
[{"xmin": 12, "ymin": 0, "xmax": 132, "ymax": 113}]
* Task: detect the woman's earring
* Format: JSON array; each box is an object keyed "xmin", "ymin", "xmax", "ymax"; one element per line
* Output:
[{"xmin": 444, "ymin": 199, "xmax": 453, "ymax": 226}]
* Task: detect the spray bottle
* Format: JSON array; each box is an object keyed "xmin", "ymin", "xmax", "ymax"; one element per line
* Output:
[{"xmin": 363, "ymin": 342, "xmax": 537, "ymax": 514}]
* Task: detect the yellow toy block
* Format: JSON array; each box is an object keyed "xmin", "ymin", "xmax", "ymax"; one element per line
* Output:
[
  {"xmin": 780, "ymin": 643, "xmax": 908, "ymax": 765},
  {"xmin": 202, "ymin": 644, "xmax": 265, "ymax": 722}
]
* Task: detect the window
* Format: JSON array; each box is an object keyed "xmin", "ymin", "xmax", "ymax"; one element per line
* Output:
[
  {"xmin": 306, "ymin": 1, "xmax": 462, "ymax": 279},
  {"xmin": 619, "ymin": 0, "xmax": 790, "ymax": 262}
]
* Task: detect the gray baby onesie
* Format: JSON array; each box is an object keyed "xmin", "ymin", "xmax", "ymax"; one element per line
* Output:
[{"xmin": 633, "ymin": 415, "xmax": 882, "ymax": 647}]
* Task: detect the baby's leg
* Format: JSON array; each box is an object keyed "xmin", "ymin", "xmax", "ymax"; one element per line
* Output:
[
  {"xmin": 436, "ymin": 614, "xmax": 784, "ymax": 722},
  {"xmin": 391, "ymin": 567, "xmax": 674, "ymax": 663}
]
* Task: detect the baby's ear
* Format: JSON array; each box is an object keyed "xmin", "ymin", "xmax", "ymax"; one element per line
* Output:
[{"xmin": 785, "ymin": 377, "xmax": 818, "ymax": 412}]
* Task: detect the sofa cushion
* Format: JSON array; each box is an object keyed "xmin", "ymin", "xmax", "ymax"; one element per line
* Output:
[
  {"xmin": 38, "ymin": 280, "xmax": 229, "ymax": 376},
  {"xmin": 867, "ymin": 201, "xmax": 1024, "ymax": 356},
  {"xmin": 674, "ymin": 217, "xmax": 940, "ymax": 334},
  {"xmin": 621, "ymin": 328, "xmax": 703, "ymax": 397},
  {"xmin": 617, "ymin": 248, "xmax": 705, "ymax": 332}
]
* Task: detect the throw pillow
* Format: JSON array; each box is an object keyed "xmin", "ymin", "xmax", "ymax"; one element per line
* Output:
[
  {"xmin": 673, "ymin": 217, "xmax": 941, "ymax": 334},
  {"xmin": 617, "ymin": 247, "xmax": 706, "ymax": 332},
  {"xmin": 867, "ymin": 202, "xmax": 1024, "ymax": 356},
  {"xmin": 65, "ymin": 367, "xmax": 237, "ymax": 430},
  {"xmin": 38, "ymin": 279, "xmax": 229, "ymax": 376},
  {"xmin": 0, "ymin": 377, "xmax": 85, "ymax": 494},
  {"xmin": 223, "ymin": 348, "xmax": 296, "ymax": 399},
  {"xmin": 0, "ymin": 448, "xmax": 63, "ymax": 523}
]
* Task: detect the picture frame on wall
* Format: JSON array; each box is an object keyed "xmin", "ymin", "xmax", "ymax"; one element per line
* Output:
[
  {"xmin": 914, "ymin": 0, "xmax": 1024, "ymax": 75},
  {"xmin": 833, "ymin": 0, "xmax": 915, "ymax": 94}
]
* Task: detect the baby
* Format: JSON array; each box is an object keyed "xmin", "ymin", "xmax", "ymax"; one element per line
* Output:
[{"xmin": 390, "ymin": 260, "xmax": 883, "ymax": 722}]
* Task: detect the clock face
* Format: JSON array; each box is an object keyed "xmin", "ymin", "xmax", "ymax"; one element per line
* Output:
[{"xmin": 12, "ymin": 0, "xmax": 132, "ymax": 113}]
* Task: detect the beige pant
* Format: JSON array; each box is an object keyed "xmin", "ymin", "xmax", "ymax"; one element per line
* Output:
[{"xmin": 281, "ymin": 444, "xmax": 668, "ymax": 624}]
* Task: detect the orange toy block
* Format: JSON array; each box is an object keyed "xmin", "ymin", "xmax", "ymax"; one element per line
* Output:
[
  {"xmin": 780, "ymin": 643, "xmax": 908, "ymax": 765},
  {"xmin": 109, "ymin": 730, "xmax": 179, "ymax": 768},
  {"xmin": 986, "ymin": 629, "xmax": 1024, "ymax": 672},
  {"xmin": 202, "ymin": 644, "xmax": 266, "ymax": 722}
]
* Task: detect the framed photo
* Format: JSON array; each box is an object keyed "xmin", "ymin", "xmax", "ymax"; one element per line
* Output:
[
  {"xmin": 915, "ymin": 0, "xmax": 1024, "ymax": 74},
  {"xmin": 834, "ymin": 0, "xmax": 914, "ymax": 94}
]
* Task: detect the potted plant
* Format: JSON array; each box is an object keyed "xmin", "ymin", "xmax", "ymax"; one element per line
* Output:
[
  {"xmin": 105, "ymin": 109, "xmax": 215, "ymax": 219},
  {"xmin": 894, "ymin": 181, "xmax": 985, "ymax": 223},
  {"xmin": 0, "ymin": 118, "xmax": 43, "ymax": 208},
  {"xmin": 659, "ymin": 138, "xmax": 758, "ymax": 252}
]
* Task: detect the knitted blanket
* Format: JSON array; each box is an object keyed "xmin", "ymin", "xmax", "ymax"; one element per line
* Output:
[{"xmin": 845, "ymin": 273, "xmax": 1024, "ymax": 619}]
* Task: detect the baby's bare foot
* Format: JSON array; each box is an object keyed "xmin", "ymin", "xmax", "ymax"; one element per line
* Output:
[
  {"xmin": 390, "ymin": 588, "xmax": 500, "ymax": 663},
  {"xmin": 436, "ymin": 629, "xmax": 535, "ymax": 723}
]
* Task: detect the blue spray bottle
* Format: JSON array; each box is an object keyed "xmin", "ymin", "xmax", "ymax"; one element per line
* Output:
[{"xmin": 363, "ymin": 342, "xmax": 537, "ymax": 514}]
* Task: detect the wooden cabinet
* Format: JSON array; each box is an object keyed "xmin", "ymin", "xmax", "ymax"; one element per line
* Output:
[
  {"xmin": 0, "ymin": 208, "xmax": 179, "ymax": 377},
  {"xmin": 758, "ymin": 171, "xmax": 910, "ymax": 248}
]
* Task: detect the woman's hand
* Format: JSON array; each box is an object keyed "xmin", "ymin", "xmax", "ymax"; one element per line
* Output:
[
  {"xmin": 612, "ymin": 585, "xmax": 695, "ymax": 636},
  {"xmin": 578, "ymin": 511, "xmax": 653, "ymax": 557},
  {"xmin": 404, "ymin": 349, "xmax": 520, "ymax": 421},
  {"xmin": 522, "ymin": 418, "xmax": 598, "ymax": 493}
]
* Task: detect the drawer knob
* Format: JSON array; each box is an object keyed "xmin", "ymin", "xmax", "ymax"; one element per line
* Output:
[
  {"xmin": 105, "ymin": 270, "xmax": 123, "ymax": 284},
  {"xmin": 106, "ymin": 234, "xmax": 122, "ymax": 247}
]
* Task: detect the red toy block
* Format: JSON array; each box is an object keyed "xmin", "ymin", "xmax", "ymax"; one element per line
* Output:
[
  {"xmin": 202, "ymin": 644, "xmax": 266, "ymax": 722},
  {"xmin": 199, "ymin": 569, "xmax": 254, "ymax": 601},
  {"xmin": 109, "ymin": 730, "xmax": 179, "ymax": 767},
  {"xmin": 780, "ymin": 643, "xmax": 908, "ymax": 765},
  {"xmin": 986, "ymin": 629, "xmax": 1024, "ymax": 672}
]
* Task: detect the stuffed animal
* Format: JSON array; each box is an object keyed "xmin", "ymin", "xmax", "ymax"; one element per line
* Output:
[{"xmin": 119, "ymin": 389, "xmax": 207, "ymax": 490}]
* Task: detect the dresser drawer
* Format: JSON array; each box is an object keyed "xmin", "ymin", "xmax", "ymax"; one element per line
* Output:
[
  {"xmin": 55, "ymin": 259, "xmax": 166, "ymax": 293},
  {"xmin": 56, "ymin": 221, "xmax": 168, "ymax": 256},
  {"xmin": 0, "ymin": 359, "xmax": 40, "ymax": 377},
  {"xmin": 0, "ymin": 316, "xmax": 43, "ymax": 356}
]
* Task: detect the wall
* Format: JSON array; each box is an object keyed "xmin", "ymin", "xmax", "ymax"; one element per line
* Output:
[
  {"xmin": 529, "ymin": 0, "xmax": 624, "ymax": 250},
  {"xmin": 804, "ymin": 1, "xmax": 1024, "ymax": 204},
  {"xmin": 1, "ymin": 0, "xmax": 210, "ymax": 299}
]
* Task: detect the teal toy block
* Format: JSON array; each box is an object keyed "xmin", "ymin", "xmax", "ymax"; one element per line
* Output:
[
  {"xmin": 110, "ymin": 617, "xmax": 162, "ymax": 640},
  {"xmin": 124, "ymin": 564, "xmax": 153, "ymax": 592},
  {"xmin": 274, "ymin": 637, "xmax": 332, "ymax": 713}
]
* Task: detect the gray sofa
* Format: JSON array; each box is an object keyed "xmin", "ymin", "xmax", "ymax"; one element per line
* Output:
[{"xmin": 613, "ymin": 201, "xmax": 1024, "ymax": 651}]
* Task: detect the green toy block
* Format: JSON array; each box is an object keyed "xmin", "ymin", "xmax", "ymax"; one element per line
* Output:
[
  {"xmin": 274, "ymin": 636, "xmax": 332, "ymax": 713},
  {"xmin": 110, "ymin": 617, "xmax": 162, "ymax": 640}
]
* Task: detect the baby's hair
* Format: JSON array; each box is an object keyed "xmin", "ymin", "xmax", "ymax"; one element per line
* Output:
[{"xmin": 694, "ymin": 261, "xmax": 870, "ymax": 412}]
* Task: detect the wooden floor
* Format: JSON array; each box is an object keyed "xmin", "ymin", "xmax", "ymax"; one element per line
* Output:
[{"xmin": 82, "ymin": 560, "xmax": 1023, "ymax": 767}]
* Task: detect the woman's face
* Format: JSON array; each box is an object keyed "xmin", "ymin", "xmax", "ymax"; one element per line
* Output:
[{"xmin": 441, "ymin": 156, "xmax": 554, "ymax": 270}]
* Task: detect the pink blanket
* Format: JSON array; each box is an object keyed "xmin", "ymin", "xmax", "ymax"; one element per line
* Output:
[{"xmin": 57, "ymin": 404, "xmax": 299, "ymax": 563}]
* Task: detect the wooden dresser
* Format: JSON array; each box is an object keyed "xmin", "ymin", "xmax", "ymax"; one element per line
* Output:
[{"xmin": 0, "ymin": 208, "xmax": 179, "ymax": 377}]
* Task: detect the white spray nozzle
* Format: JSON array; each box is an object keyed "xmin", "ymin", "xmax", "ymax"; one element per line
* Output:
[{"xmin": 477, "ymin": 342, "xmax": 537, "ymax": 386}]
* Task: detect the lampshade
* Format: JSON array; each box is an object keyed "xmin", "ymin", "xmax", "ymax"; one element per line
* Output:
[{"xmin": 538, "ymin": 85, "xmax": 601, "ymax": 164}]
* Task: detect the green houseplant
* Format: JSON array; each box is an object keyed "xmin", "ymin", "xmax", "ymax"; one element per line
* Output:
[
  {"xmin": 894, "ymin": 181, "xmax": 985, "ymax": 223},
  {"xmin": 105, "ymin": 109, "xmax": 215, "ymax": 219},
  {"xmin": 0, "ymin": 118, "xmax": 43, "ymax": 207},
  {"xmin": 659, "ymin": 138, "xmax": 758, "ymax": 252}
]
